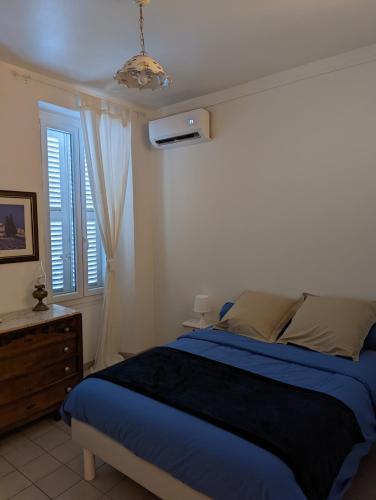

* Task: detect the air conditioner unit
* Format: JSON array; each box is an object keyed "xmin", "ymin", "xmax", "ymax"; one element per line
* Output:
[{"xmin": 149, "ymin": 108, "xmax": 211, "ymax": 149}]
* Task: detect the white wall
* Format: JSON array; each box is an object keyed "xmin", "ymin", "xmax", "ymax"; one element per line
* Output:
[
  {"xmin": 153, "ymin": 48, "xmax": 376, "ymax": 343},
  {"xmin": 0, "ymin": 61, "xmax": 156, "ymax": 360}
]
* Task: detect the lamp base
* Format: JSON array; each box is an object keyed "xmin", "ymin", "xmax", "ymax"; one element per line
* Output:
[
  {"xmin": 198, "ymin": 314, "xmax": 207, "ymax": 328},
  {"xmin": 32, "ymin": 284, "xmax": 50, "ymax": 312}
]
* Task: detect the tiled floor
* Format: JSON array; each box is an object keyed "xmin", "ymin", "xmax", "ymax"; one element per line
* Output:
[
  {"xmin": 1, "ymin": 417, "xmax": 375, "ymax": 500},
  {"xmin": 0, "ymin": 417, "xmax": 157, "ymax": 500}
]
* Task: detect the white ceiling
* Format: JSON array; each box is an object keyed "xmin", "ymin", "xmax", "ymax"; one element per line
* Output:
[{"xmin": 1, "ymin": 0, "xmax": 376, "ymax": 108}]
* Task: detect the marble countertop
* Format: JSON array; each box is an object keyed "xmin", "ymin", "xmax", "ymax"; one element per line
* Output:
[{"xmin": 0, "ymin": 304, "xmax": 79, "ymax": 335}]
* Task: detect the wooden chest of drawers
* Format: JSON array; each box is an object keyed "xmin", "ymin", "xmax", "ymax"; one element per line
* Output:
[{"xmin": 0, "ymin": 305, "xmax": 83, "ymax": 434}]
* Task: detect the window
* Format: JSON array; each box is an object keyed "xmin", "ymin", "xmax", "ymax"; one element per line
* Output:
[{"xmin": 40, "ymin": 103, "xmax": 105, "ymax": 300}]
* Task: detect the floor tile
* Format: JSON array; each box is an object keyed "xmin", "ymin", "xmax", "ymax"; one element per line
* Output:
[
  {"xmin": 90, "ymin": 464, "xmax": 124, "ymax": 493},
  {"xmin": 9, "ymin": 484, "xmax": 50, "ymax": 500},
  {"xmin": 53, "ymin": 419, "xmax": 66, "ymax": 428},
  {"xmin": 33, "ymin": 428, "xmax": 70, "ymax": 452},
  {"xmin": 53, "ymin": 419, "xmax": 66, "ymax": 427},
  {"xmin": 0, "ymin": 470, "xmax": 31, "ymax": 500},
  {"xmin": 53, "ymin": 420, "xmax": 71, "ymax": 436},
  {"xmin": 19, "ymin": 453, "xmax": 61, "ymax": 482},
  {"xmin": 66, "ymin": 455, "xmax": 103, "ymax": 477},
  {"xmin": 0, "ymin": 433, "xmax": 31, "ymax": 456},
  {"xmin": 22, "ymin": 419, "xmax": 55, "ymax": 440},
  {"xmin": 107, "ymin": 476, "xmax": 149, "ymax": 500},
  {"xmin": 3, "ymin": 440, "xmax": 44, "ymax": 468},
  {"xmin": 35, "ymin": 465, "xmax": 80, "ymax": 498},
  {"xmin": 0, "ymin": 457, "xmax": 14, "ymax": 478},
  {"xmin": 56, "ymin": 480, "xmax": 102, "ymax": 500},
  {"xmin": 50, "ymin": 440, "xmax": 82, "ymax": 464}
]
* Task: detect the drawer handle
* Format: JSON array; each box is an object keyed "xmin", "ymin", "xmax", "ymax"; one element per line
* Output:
[
  {"xmin": 63, "ymin": 346, "xmax": 69, "ymax": 353},
  {"xmin": 64, "ymin": 327, "xmax": 70, "ymax": 333},
  {"xmin": 66, "ymin": 387, "xmax": 72, "ymax": 393},
  {"xmin": 64, "ymin": 366, "xmax": 71, "ymax": 373},
  {"xmin": 26, "ymin": 403, "xmax": 36, "ymax": 411}
]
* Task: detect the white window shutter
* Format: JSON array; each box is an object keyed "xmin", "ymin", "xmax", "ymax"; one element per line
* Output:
[
  {"xmin": 46, "ymin": 129, "xmax": 77, "ymax": 295},
  {"xmin": 83, "ymin": 154, "xmax": 104, "ymax": 289}
]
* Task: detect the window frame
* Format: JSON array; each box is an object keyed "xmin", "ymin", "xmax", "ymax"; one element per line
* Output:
[{"xmin": 40, "ymin": 106, "xmax": 104, "ymax": 302}]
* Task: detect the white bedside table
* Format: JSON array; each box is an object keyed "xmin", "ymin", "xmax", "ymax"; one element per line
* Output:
[{"xmin": 182, "ymin": 318, "xmax": 216, "ymax": 332}]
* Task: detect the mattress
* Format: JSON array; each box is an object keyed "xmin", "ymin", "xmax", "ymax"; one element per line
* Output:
[{"xmin": 62, "ymin": 329, "xmax": 376, "ymax": 500}]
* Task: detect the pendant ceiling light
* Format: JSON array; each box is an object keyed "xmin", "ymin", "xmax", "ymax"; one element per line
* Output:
[{"xmin": 114, "ymin": 0, "xmax": 172, "ymax": 90}]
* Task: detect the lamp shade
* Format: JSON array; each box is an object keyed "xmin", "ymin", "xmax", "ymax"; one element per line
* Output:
[{"xmin": 194, "ymin": 295, "xmax": 211, "ymax": 314}]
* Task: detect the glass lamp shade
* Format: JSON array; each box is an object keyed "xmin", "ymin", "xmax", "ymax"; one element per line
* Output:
[
  {"xmin": 114, "ymin": 53, "xmax": 171, "ymax": 90},
  {"xmin": 194, "ymin": 295, "xmax": 211, "ymax": 314}
]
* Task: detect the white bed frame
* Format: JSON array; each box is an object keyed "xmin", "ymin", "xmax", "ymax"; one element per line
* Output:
[{"xmin": 72, "ymin": 418, "xmax": 209, "ymax": 500}]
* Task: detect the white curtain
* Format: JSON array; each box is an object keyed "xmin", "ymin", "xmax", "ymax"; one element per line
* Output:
[{"xmin": 77, "ymin": 94, "xmax": 132, "ymax": 370}]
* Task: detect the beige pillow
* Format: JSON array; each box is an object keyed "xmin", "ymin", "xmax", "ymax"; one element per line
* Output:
[
  {"xmin": 278, "ymin": 295, "xmax": 376, "ymax": 361},
  {"xmin": 216, "ymin": 290, "xmax": 303, "ymax": 342}
]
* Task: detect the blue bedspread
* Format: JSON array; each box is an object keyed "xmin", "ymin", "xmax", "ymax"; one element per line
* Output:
[{"xmin": 62, "ymin": 330, "xmax": 376, "ymax": 500}]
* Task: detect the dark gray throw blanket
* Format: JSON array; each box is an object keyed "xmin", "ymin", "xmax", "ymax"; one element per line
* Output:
[{"xmin": 89, "ymin": 347, "xmax": 364, "ymax": 500}]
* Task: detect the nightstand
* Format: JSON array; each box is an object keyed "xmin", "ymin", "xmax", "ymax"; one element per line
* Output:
[{"xmin": 182, "ymin": 318, "xmax": 216, "ymax": 332}]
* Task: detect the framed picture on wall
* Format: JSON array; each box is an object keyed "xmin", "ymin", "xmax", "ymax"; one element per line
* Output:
[{"xmin": 0, "ymin": 190, "xmax": 39, "ymax": 264}]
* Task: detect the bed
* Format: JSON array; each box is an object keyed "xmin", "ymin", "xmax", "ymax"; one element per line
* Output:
[{"xmin": 62, "ymin": 329, "xmax": 376, "ymax": 500}]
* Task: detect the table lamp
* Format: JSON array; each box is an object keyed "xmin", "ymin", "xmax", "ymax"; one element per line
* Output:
[{"xmin": 194, "ymin": 294, "xmax": 211, "ymax": 327}]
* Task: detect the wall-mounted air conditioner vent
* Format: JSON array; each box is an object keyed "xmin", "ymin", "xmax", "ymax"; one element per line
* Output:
[{"xmin": 149, "ymin": 109, "xmax": 211, "ymax": 149}]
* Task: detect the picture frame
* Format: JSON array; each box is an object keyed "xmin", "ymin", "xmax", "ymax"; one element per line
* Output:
[{"xmin": 0, "ymin": 190, "xmax": 39, "ymax": 264}]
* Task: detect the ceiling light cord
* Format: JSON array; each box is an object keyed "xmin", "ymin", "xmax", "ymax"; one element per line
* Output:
[
  {"xmin": 139, "ymin": 5, "xmax": 146, "ymax": 55},
  {"xmin": 114, "ymin": 0, "xmax": 171, "ymax": 89}
]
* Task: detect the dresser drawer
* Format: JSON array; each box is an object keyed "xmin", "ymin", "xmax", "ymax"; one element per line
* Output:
[
  {"xmin": 0, "ymin": 316, "xmax": 79, "ymax": 360},
  {"xmin": 0, "ymin": 375, "xmax": 81, "ymax": 432},
  {"xmin": 0, "ymin": 337, "xmax": 78, "ymax": 381},
  {"xmin": 0, "ymin": 358, "xmax": 79, "ymax": 404}
]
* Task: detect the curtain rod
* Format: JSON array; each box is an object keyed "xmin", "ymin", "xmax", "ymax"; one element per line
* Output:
[{"xmin": 11, "ymin": 68, "xmax": 149, "ymax": 116}]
